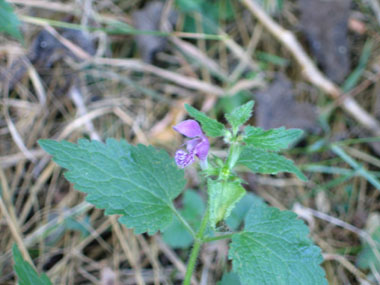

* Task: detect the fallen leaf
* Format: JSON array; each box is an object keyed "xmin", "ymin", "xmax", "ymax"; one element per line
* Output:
[
  {"xmin": 255, "ymin": 74, "xmax": 320, "ymax": 133},
  {"xmin": 299, "ymin": 0, "xmax": 351, "ymax": 83},
  {"xmin": 4, "ymin": 28, "xmax": 95, "ymax": 89},
  {"xmin": 28, "ymin": 28, "xmax": 96, "ymax": 68},
  {"xmin": 132, "ymin": 1, "xmax": 177, "ymax": 63}
]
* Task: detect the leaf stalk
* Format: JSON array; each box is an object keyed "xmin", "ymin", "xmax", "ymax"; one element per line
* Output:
[{"xmin": 183, "ymin": 208, "xmax": 209, "ymax": 285}]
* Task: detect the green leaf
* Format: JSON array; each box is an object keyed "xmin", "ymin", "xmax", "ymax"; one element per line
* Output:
[
  {"xmin": 185, "ymin": 104, "xmax": 226, "ymax": 137},
  {"xmin": 256, "ymin": 51, "xmax": 289, "ymax": 67},
  {"xmin": 218, "ymin": 271, "xmax": 241, "ymax": 285},
  {"xmin": 162, "ymin": 189, "xmax": 205, "ymax": 248},
  {"xmin": 357, "ymin": 214, "xmax": 380, "ymax": 271},
  {"xmin": 175, "ymin": 0, "xmax": 234, "ymax": 33},
  {"xmin": 0, "ymin": 0, "xmax": 22, "ymax": 41},
  {"xmin": 208, "ymin": 179, "xmax": 246, "ymax": 228},
  {"xmin": 216, "ymin": 91, "xmax": 251, "ymax": 114},
  {"xmin": 342, "ymin": 40, "xmax": 372, "ymax": 92},
  {"xmin": 229, "ymin": 199, "xmax": 327, "ymax": 285},
  {"xmin": 243, "ymin": 126, "xmax": 303, "ymax": 151},
  {"xmin": 238, "ymin": 146, "xmax": 307, "ymax": 181},
  {"xmin": 226, "ymin": 193, "xmax": 260, "ymax": 231},
  {"xmin": 64, "ymin": 216, "xmax": 91, "ymax": 237},
  {"xmin": 357, "ymin": 230, "xmax": 380, "ymax": 271},
  {"xmin": 12, "ymin": 244, "xmax": 52, "ymax": 285},
  {"xmin": 225, "ymin": 100, "xmax": 254, "ymax": 134},
  {"xmin": 176, "ymin": 0, "xmax": 203, "ymax": 12},
  {"xmin": 39, "ymin": 139, "xmax": 186, "ymax": 235}
]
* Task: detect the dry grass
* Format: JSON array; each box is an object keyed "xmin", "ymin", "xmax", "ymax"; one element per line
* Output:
[{"xmin": 1, "ymin": 0, "xmax": 380, "ymax": 284}]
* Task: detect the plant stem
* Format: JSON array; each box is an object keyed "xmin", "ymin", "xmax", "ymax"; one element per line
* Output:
[
  {"xmin": 203, "ymin": 232, "xmax": 237, "ymax": 243},
  {"xmin": 183, "ymin": 209, "xmax": 210, "ymax": 285}
]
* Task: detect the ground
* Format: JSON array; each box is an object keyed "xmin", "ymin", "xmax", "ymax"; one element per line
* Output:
[{"xmin": 1, "ymin": 0, "xmax": 380, "ymax": 284}]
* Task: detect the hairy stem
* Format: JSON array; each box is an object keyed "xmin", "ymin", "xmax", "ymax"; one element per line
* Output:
[{"xmin": 183, "ymin": 209, "xmax": 210, "ymax": 285}]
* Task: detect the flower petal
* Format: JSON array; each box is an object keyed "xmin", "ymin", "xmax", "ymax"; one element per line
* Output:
[
  {"xmin": 194, "ymin": 137, "xmax": 209, "ymax": 161},
  {"xmin": 173, "ymin": 120, "xmax": 203, "ymax": 138},
  {"xmin": 186, "ymin": 138, "xmax": 202, "ymax": 152},
  {"xmin": 175, "ymin": 149, "xmax": 195, "ymax": 168}
]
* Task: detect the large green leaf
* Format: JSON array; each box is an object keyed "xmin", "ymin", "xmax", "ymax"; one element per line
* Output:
[
  {"xmin": 225, "ymin": 100, "xmax": 254, "ymax": 134},
  {"xmin": 39, "ymin": 139, "xmax": 186, "ymax": 235},
  {"xmin": 13, "ymin": 244, "xmax": 52, "ymax": 285},
  {"xmin": 218, "ymin": 271, "xmax": 241, "ymax": 285},
  {"xmin": 185, "ymin": 104, "xmax": 226, "ymax": 137},
  {"xmin": 0, "ymin": 0, "xmax": 22, "ymax": 41},
  {"xmin": 229, "ymin": 199, "xmax": 327, "ymax": 285},
  {"xmin": 162, "ymin": 189, "xmax": 205, "ymax": 248},
  {"xmin": 238, "ymin": 146, "xmax": 307, "ymax": 181},
  {"xmin": 243, "ymin": 126, "xmax": 303, "ymax": 151},
  {"xmin": 208, "ymin": 179, "xmax": 246, "ymax": 228}
]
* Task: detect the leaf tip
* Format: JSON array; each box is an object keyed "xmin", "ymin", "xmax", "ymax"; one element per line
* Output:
[
  {"xmin": 38, "ymin": 139, "xmax": 56, "ymax": 152},
  {"xmin": 296, "ymin": 171, "xmax": 308, "ymax": 182}
]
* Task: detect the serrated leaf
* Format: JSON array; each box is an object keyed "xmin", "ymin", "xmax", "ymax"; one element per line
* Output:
[
  {"xmin": 208, "ymin": 179, "xmax": 246, "ymax": 228},
  {"xmin": 185, "ymin": 104, "xmax": 226, "ymax": 137},
  {"xmin": 13, "ymin": 244, "xmax": 52, "ymax": 285},
  {"xmin": 229, "ymin": 200, "xmax": 327, "ymax": 285},
  {"xmin": 243, "ymin": 126, "xmax": 303, "ymax": 151},
  {"xmin": 39, "ymin": 139, "xmax": 186, "ymax": 235},
  {"xmin": 225, "ymin": 100, "xmax": 254, "ymax": 133},
  {"xmin": 238, "ymin": 146, "xmax": 307, "ymax": 181},
  {"xmin": 218, "ymin": 271, "xmax": 241, "ymax": 285},
  {"xmin": 0, "ymin": 0, "xmax": 22, "ymax": 41},
  {"xmin": 162, "ymin": 189, "xmax": 205, "ymax": 248}
]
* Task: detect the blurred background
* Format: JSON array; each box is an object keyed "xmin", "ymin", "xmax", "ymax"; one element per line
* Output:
[{"xmin": 1, "ymin": 0, "xmax": 380, "ymax": 284}]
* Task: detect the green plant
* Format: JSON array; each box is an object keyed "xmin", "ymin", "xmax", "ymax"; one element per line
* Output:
[
  {"xmin": 0, "ymin": 0, "xmax": 23, "ymax": 41},
  {"xmin": 13, "ymin": 101, "xmax": 327, "ymax": 284}
]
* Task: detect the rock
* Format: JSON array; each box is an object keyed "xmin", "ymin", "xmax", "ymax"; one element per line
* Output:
[
  {"xmin": 255, "ymin": 74, "xmax": 320, "ymax": 133},
  {"xmin": 299, "ymin": 0, "xmax": 351, "ymax": 83}
]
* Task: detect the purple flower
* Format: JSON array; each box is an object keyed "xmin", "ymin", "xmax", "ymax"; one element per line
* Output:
[{"xmin": 173, "ymin": 120, "xmax": 209, "ymax": 168}]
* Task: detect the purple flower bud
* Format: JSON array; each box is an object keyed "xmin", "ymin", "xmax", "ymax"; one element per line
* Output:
[{"xmin": 173, "ymin": 120, "xmax": 209, "ymax": 168}]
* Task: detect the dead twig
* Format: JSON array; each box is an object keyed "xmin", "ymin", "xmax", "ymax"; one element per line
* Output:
[
  {"xmin": 0, "ymin": 170, "xmax": 35, "ymax": 268},
  {"xmin": 170, "ymin": 37, "xmax": 228, "ymax": 81},
  {"xmin": 241, "ymin": 0, "xmax": 380, "ymax": 136},
  {"xmin": 92, "ymin": 57, "xmax": 225, "ymax": 95},
  {"xmin": 295, "ymin": 203, "xmax": 380, "ymax": 268},
  {"xmin": 8, "ymin": 0, "xmax": 74, "ymax": 13},
  {"xmin": 110, "ymin": 217, "xmax": 145, "ymax": 285},
  {"xmin": 155, "ymin": 237, "xmax": 198, "ymax": 285},
  {"xmin": 323, "ymin": 253, "xmax": 370, "ymax": 284},
  {"xmin": 0, "ymin": 149, "xmax": 45, "ymax": 168},
  {"xmin": 69, "ymin": 86, "xmax": 101, "ymax": 141},
  {"xmin": 2, "ymin": 87, "xmax": 37, "ymax": 162}
]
